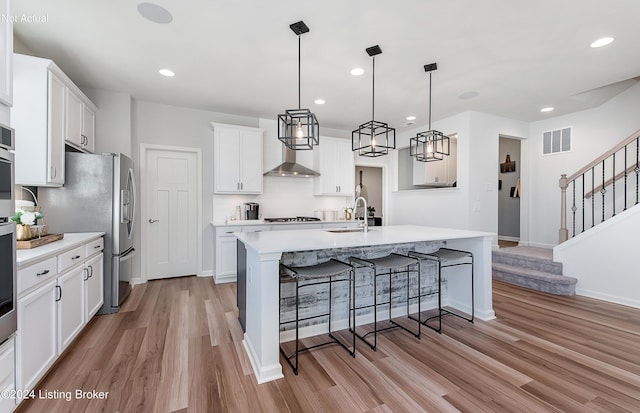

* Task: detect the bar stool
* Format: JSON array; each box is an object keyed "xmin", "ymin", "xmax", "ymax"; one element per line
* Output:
[
  {"xmin": 279, "ymin": 258, "xmax": 355, "ymax": 375},
  {"xmin": 409, "ymin": 248, "xmax": 474, "ymax": 333},
  {"xmin": 349, "ymin": 253, "xmax": 421, "ymax": 351}
]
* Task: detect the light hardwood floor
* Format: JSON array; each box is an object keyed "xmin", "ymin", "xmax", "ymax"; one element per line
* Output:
[{"xmin": 16, "ymin": 277, "xmax": 640, "ymax": 413}]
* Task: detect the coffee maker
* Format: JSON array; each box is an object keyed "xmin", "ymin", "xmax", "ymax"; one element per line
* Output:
[{"xmin": 245, "ymin": 202, "xmax": 259, "ymax": 220}]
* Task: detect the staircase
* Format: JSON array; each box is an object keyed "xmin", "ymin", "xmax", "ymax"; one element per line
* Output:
[{"xmin": 492, "ymin": 246, "xmax": 577, "ymax": 295}]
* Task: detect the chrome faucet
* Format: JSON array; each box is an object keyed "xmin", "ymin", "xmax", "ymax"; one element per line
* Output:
[{"xmin": 353, "ymin": 196, "xmax": 369, "ymax": 233}]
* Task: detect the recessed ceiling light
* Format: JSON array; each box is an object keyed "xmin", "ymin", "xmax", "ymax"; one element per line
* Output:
[
  {"xmin": 350, "ymin": 67, "xmax": 364, "ymax": 76},
  {"xmin": 540, "ymin": 107, "xmax": 554, "ymax": 113},
  {"xmin": 459, "ymin": 91, "xmax": 479, "ymax": 100},
  {"xmin": 406, "ymin": 115, "xmax": 416, "ymax": 121},
  {"xmin": 159, "ymin": 69, "xmax": 175, "ymax": 77},
  {"xmin": 590, "ymin": 37, "xmax": 614, "ymax": 48},
  {"xmin": 137, "ymin": 2, "xmax": 173, "ymax": 24},
  {"xmin": 314, "ymin": 99, "xmax": 325, "ymax": 105}
]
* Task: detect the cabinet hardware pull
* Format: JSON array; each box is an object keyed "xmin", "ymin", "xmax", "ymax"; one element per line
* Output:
[
  {"xmin": 148, "ymin": 219, "xmax": 159, "ymax": 223},
  {"xmin": 72, "ymin": 255, "xmax": 81, "ymax": 260},
  {"xmin": 94, "ymin": 245, "xmax": 101, "ymax": 249},
  {"xmin": 56, "ymin": 285, "xmax": 62, "ymax": 302},
  {"xmin": 36, "ymin": 270, "xmax": 50, "ymax": 276},
  {"xmin": 89, "ymin": 265, "xmax": 94, "ymax": 278},
  {"xmin": 83, "ymin": 268, "xmax": 89, "ymax": 281}
]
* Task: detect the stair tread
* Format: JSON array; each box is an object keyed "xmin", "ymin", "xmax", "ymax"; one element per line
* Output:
[{"xmin": 492, "ymin": 263, "xmax": 577, "ymax": 284}]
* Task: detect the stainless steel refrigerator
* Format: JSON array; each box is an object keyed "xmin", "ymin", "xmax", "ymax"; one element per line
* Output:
[{"xmin": 39, "ymin": 152, "xmax": 136, "ymax": 314}]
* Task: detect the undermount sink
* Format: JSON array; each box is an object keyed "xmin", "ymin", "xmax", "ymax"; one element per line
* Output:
[{"xmin": 325, "ymin": 227, "xmax": 375, "ymax": 233}]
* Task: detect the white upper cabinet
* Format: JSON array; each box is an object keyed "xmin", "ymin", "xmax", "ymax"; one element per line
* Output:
[
  {"xmin": 65, "ymin": 87, "xmax": 96, "ymax": 152},
  {"xmin": 0, "ymin": 0, "xmax": 12, "ymax": 107},
  {"xmin": 213, "ymin": 122, "xmax": 263, "ymax": 194},
  {"xmin": 13, "ymin": 54, "xmax": 97, "ymax": 186},
  {"xmin": 314, "ymin": 136, "xmax": 355, "ymax": 196}
]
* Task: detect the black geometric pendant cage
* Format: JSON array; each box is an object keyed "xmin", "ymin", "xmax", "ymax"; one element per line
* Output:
[
  {"xmin": 352, "ymin": 45, "xmax": 395, "ymax": 157},
  {"xmin": 278, "ymin": 21, "xmax": 319, "ymax": 150},
  {"xmin": 410, "ymin": 63, "xmax": 449, "ymax": 162}
]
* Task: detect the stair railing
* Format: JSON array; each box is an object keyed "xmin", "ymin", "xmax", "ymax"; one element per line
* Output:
[{"xmin": 559, "ymin": 129, "xmax": 640, "ymax": 242}]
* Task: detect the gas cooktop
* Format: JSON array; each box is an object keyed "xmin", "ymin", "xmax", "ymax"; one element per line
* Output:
[{"xmin": 263, "ymin": 216, "xmax": 321, "ymax": 223}]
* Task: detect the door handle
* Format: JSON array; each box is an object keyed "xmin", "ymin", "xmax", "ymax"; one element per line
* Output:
[{"xmin": 148, "ymin": 219, "xmax": 159, "ymax": 223}]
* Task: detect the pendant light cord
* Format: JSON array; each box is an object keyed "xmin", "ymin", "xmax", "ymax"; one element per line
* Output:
[
  {"xmin": 371, "ymin": 56, "xmax": 375, "ymax": 120},
  {"xmin": 298, "ymin": 34, "xmax": 301, "ymax": 110},
  {"xmin": 428, "ymin": 71, "xmax": 432, "ymax": 130}
]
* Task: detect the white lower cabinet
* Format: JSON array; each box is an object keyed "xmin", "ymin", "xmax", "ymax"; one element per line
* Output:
[
  {"xmin": 16, "ymin": 235, "xmax": 104, "ymax": 401},
  {"xmin": 16, "ymin": 279, "xmax": 57, "ymax": 394},
  {"xmin": 57, "ymin": 266, "xmax": 85, "ymax": 354},
  {"xmin": 0, "ymin": 338, "xmax": 15, "ymax": 413},
  {"xmin": 85, "ymin": 253, "xmax": 104, "ymax": 319}
]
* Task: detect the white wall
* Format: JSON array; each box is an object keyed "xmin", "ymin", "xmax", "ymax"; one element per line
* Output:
[
  {"xmin": 554, "ymin": 206, "xmax": 640, "ymax": 308},
  {"xmin": 528, "ymin": 82, "xmax": 640, "ymax": 247},
  {"xmin": 132, "ymin": 100, "xmax": 258, "ymax": 278},
  {"xmin": 83, "ymin": 88, "xmax": 132, "ymax": 157},
  {"xmin": 388, "ymin": 111, "xmax": 528, "ymax": 241}
]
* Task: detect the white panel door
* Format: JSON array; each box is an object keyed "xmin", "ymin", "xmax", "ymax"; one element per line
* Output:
[{"xmin": 146, "ymin": 148, "xmax": 198, "ymax": 279}]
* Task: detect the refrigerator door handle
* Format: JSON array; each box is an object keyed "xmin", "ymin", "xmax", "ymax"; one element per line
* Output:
[
  {"xmin": 130, "ymin": 168, "xmax": 137, "ymax": 236},
  {"xmin": 118, "ymin": 247, "xmax": 136, "ymax": 261}
]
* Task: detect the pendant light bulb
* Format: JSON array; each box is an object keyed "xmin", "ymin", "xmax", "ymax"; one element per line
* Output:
[{"xmin": 296, "ymin": 121, "xmax": 304, "ymax": 139}]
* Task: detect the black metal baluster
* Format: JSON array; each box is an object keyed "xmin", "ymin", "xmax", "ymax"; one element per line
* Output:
[
  {"xmin": 624, "ymin": 145, "xmax": 628, "ymax": 211},
  {"xmin": 591, "ymin": 167, "xmax": 595, "ymax": 228},
  {"xmin": 636, "ymin": 137, "xmax": 640, "ymax": 205},
  {"xmin": 601, "ymin": 160, "xmax": 606, "ymax": 222},
  {"xmin": 572, "ymin": 181, "xmax": 576, "ymax": 237},
  {"xmin": 612, "ymin": 153, "xmax": 616, "ymax": 217},
  {"xmin": 582, "ymin": 174, "xmax": 585, "ymax": 233}
]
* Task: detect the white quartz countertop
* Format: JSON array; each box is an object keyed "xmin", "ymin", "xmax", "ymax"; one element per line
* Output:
[
  {"xmin": 211, "ymin": 219, "xmax": 353, "ymax": 227},
  {"xmin": 16, "ymin": 232, "xmax": 105, "ymax": 268},
  {"xmin": 235, "ymin": 225, "xmax": 494, "ymax": 254}
]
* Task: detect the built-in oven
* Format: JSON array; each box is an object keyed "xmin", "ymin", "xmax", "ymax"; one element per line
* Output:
[
  {"xmin": 0, "ymin": 123, "xmax": 14, "ymax": 220},
  {"xmin": 0, "ymin": 126, "xmax": 16, "ymax": 343},
  {"xmin": 0, "ymin": 221, "xmax": 16, "ymax": 343}
]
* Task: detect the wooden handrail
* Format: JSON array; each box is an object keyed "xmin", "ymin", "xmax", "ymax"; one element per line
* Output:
[
  {"xmin": 565, "ymin": 128, "xmax": 640, "ymax": 183},
  {"xmin": 584, "ymin": 163, "xmax": 638, "ymax": 199}
]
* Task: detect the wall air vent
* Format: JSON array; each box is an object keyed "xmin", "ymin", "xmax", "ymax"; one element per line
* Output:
[{"xmin": 543, "ymin": 127, "xmax": 571, "ymax": 155}]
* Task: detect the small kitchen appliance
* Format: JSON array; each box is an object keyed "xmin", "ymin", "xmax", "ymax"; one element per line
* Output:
[{"xmin": 245, "ymin": 202, "xmax": 259, "ymax": 220}]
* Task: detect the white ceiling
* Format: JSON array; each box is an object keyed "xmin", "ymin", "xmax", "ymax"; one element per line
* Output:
[{"xmin": 13, "ymin": 0, "xmax": 640, "ymax": 131}]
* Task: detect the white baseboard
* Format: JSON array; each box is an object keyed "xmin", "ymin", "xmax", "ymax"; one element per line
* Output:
[
  {"xmin": 497, "ymin": 235, "xmax": 520, "ymax": 242},
  {"xmin": 197, "ymin": 270, "xmax": 213, "ymax": 277},
  {"xmin": 130, "ymin": 277, "xmax": 145, "ymax": 285},
  {"xmin": 213, "ymin": 273, "xmax": 237, "ymax": 284},
  {"xmin": 576, "ymin": 288, "xmax": 640, "ymax": 310},
  {"xmin": 242, "ymin": 334, "xmax": 284, "ymax": 384}
]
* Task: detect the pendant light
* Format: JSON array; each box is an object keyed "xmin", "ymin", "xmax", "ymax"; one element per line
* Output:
[
  {"xmin": 277, "ymin": 21, "xmax": 319, "ymax": 150},
  {"xmin": 352, "ymin": 45, "xmax": 395, "ymax": 157},
  {"xmin": 410, "ymin": 63, "xmax": 449, "ymax": 162}
]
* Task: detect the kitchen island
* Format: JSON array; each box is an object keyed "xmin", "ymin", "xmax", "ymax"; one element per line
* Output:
[{"xmin": 235, "ymin": 225, "xmax": 494, "ymax": 384}]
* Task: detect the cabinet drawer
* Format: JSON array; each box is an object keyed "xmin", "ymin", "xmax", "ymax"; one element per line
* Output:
[
  {"xmin": 85, "ymin": 238, "xmax": 104, "ymax": 256},
  {"xmin": 57, "ymin": 246, "xmax": 85, "ymax": 273},
  {"xmin": 242, "ymin": 225, "xmax": 268, "ymax": 233},
  {"xmin": 18, "ymin": 257, "xmax": 57, "ymax": 295}
]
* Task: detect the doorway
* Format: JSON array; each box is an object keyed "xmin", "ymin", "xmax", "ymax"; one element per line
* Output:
[
  {"xmin": 498, "ymin": 136, "xmax": 521, "ymax": 245},
  {"xmin": 354, "ymin": 165, "xmax": 384, "ymax": 224},
  {"xmin": 141, "ymin": 145, "xmax": 202, "ymax": 280}
]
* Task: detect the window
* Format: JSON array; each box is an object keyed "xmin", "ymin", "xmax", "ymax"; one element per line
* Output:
[{"xmin": 543, "ymin": 127, "xmax": 571, "ymax": 155}]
